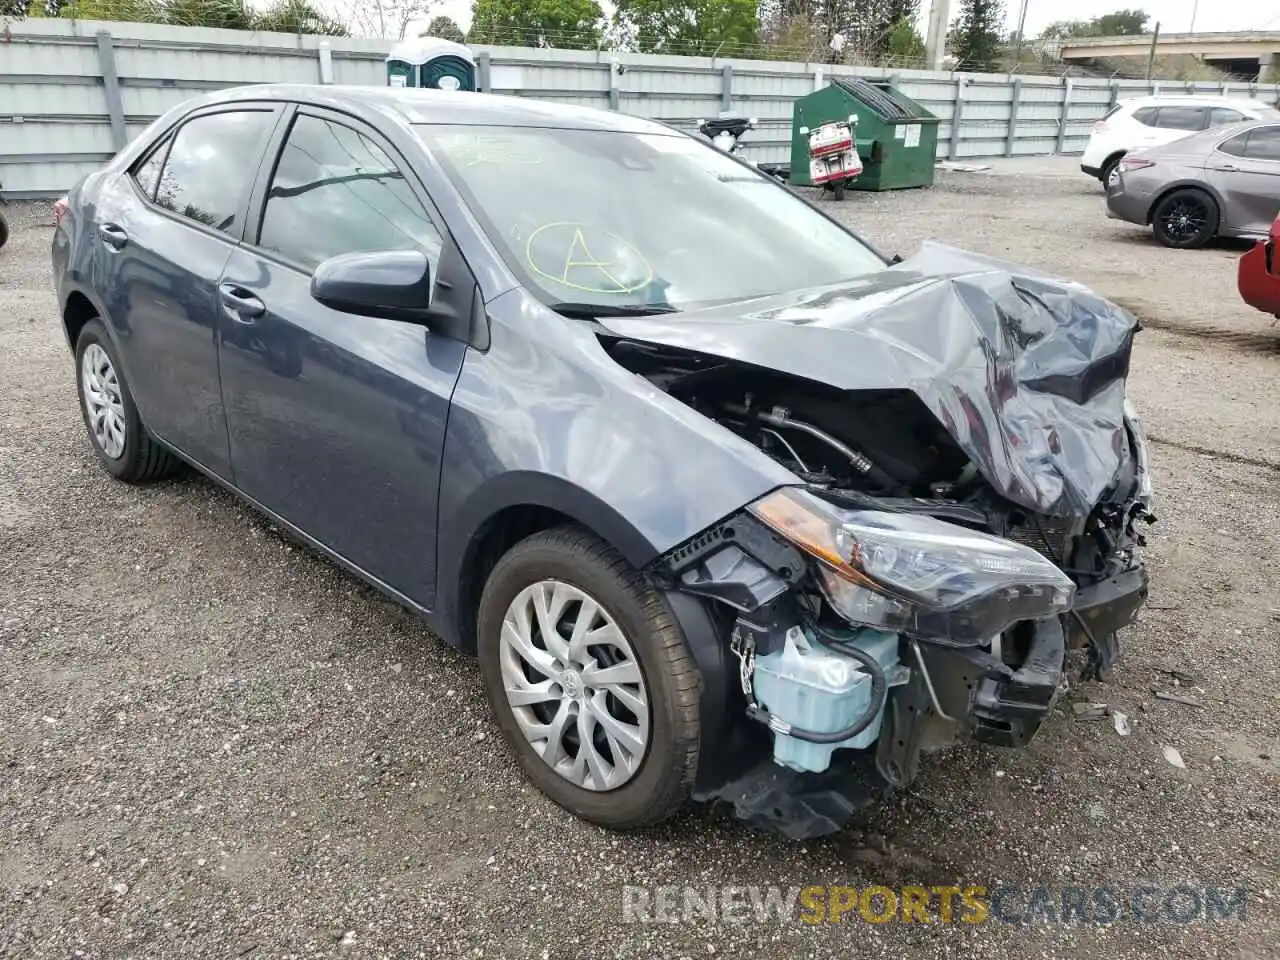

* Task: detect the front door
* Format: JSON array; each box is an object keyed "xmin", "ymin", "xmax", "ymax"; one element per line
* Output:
[
  {"xmin": 216, "ymin": 108, "xmax": 467, "ymax": 608},
  {"xmin": 97, "ymin": 107, "xmax": 279, "ymax": 477}
]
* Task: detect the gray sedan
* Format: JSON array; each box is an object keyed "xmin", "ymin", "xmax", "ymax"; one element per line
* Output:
[
  {"xmin": 1106, "ymin": 119, "xmax": 1280, "ymax": 248},
  {"xmin": 51, "ymin": 85, "xmax": 1152, "ymax": 839}
]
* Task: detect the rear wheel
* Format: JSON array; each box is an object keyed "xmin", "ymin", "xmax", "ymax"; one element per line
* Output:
[
  {"xmin": 1151, "ymin": 188, "xmax": 1218, "ymax": 249},
  {"xmin": 832, "ymin": 179, "xmax": 847, "ymax": 201},
  {"xmin": 477, "ymin": 527, "xmax": 700, "ymax": 830},
  {"xmin": 74, "ymin": 319, "xmax": 179, "ymax": 483}
]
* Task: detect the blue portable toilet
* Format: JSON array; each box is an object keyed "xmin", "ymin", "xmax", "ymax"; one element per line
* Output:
[{"xmin": 386, "ymin": 37, "xmax": 477, "ymax": 92}]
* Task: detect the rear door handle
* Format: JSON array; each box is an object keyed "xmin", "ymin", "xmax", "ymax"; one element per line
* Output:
[
  {"xmin": 219, "ymin": 283, "xmax": 266, "ymax": 322},
  {"xmin": 97, "ymin": 223, "xmax": 128, "ymax": 250}
]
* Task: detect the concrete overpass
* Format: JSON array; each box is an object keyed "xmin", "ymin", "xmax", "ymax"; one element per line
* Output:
[{"xmin": 1060, "ymin": 32, "xmax": 1280, "ymax": 79}]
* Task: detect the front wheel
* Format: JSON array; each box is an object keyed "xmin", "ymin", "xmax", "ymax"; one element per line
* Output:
[
  {"xmin": 477, "ymin": 527, "xmax": 701, "ymax": 830},
  {"xmin": 1151, "ymin": 188, "xmax": 1219, "ymax": 249}
]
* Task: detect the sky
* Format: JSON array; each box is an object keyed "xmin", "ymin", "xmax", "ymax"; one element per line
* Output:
[{"xmin": 409, "ymin": 0, "xmax": 1276, "ymax": 41}]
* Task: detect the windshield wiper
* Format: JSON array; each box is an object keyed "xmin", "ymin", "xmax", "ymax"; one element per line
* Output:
[{"xmin": 549, "ymin": 301, "xmax": 677, "ymax": 318}]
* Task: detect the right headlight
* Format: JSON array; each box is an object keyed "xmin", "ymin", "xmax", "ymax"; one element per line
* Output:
[{"xmin": 749, "ymin": 488, "xmax": 1076, "ymax": 646}]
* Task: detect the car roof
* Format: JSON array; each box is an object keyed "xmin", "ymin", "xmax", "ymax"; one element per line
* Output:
[
  {"xmin": 183, "ymin": 83, "xmax": 672, "ymax": 135},
  {"xmin": 1119, "ymin": 94, "xmax": 1275, "ymax": 110}
]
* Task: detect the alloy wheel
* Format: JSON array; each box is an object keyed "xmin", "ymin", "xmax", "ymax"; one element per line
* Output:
[
  {"xmin": 80, "ymin": 343, "xmax": 126, "ymax": 459},
  {"xmin": 498, "ymin": 580, "xmax": 650, "ymax": 791},
  {"xmin": 1159, "ymin": 196, "xmax": 1208, "ymax": 244}
]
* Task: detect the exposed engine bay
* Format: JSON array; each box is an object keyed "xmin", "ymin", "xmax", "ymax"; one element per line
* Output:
[{"xmin": 595, "ymin": 245, "xmax": 1156, "ymax": 838}]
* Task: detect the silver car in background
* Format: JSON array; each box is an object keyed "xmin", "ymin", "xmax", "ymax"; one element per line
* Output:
[{"xmin": 1106, "ymin": 119, "xmax": 1280, "ymax": 248}]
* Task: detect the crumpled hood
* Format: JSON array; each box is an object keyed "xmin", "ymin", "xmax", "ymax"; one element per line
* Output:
[{"xmin": 597, "ymin": 242, "xmax": 1139, "ymax": 520}]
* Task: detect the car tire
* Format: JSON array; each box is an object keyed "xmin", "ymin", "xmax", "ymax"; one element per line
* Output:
[
  {"xmin": 477, "ymin": 526, "xmax": 700, "ymax": 830},
  {"xmin": 74, "ymin": 319, "xmax": 179, "ymax": 483},
  {"xmin": 1151, "ymin": 188, "xmax": 1219, "ymax": 249},
  {"xmin": 1100, "ymin": 156, "xmax": 1122, "ymax": 190},
  {"xmin": 0, "ymin": 212, "xmax": 8, "ymax": 250}
]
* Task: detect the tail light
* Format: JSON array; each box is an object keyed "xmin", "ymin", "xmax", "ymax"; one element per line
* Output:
[
  {"xmin": 1093, "ymin": 121, "xmax": 1108, "ymax": 133},
  {"xmin": 53, "ymin": 197, "xmax": 69, "ymax": 228}
]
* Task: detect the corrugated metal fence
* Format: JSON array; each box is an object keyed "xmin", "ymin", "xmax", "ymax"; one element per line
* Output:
[{"xmin": 4, "ymin": 17, "xmax": 1280, "ymax": 197}]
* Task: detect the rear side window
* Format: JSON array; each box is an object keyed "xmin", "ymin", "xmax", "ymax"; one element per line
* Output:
[
  {"xmin": 257, "ymin": 114, "xmax": 443, "ymax": 274},
  {"xmin": 1220, "ymin": 132, "xmax": 1250, "ymax": 157},
  {"xmin": 1219, "ymin": 126, "xmax": 1280, "ymax": 161},
  {"xmin": 1209, "ymin": 107, "xmax": 1245, "ymax": 128},
  {"xmin": 1154, "ymin": 107, "xmax": 1207, "ymax": 131},
  {"xmin": 1132, "ymin": 107, "xmax": 1158, "ymax": 126},
  {"xmin": 131, "ymin": 136, "xmax": 170, "ymax": 200},
  {"xmin": 154, "ymin": 110, "xmax": 274, "ymax": 235},
  {"xmin": 1245, "ymin": 126, "xmax": 1280, "ymax": 161}
]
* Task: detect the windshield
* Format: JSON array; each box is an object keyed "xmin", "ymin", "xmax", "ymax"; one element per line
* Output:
[{"xmin": 415, "ymin": 124, "xmax": 885, "ymax": 312}]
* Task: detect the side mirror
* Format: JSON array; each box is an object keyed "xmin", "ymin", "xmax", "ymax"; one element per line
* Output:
[
  {"xmin": 311, "ymin": 250, "xmax": 432, "ymax": 324},
  {"xmin": 799, "ymin": 126, "xmax": 810, "ymax": 135},
  {"xmin": 849, "ymin": 113, "xmax": 859, "ymax": 126},
  {"xmin": 748, "ymin": 117, "xmax": 759, "ymax": 128}
]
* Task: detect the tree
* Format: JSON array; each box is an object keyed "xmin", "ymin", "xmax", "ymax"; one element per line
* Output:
[
  {"xmin": 164, "ymin": 0, "xmax": 253, "ymax": 29},
  {"xmin": 1041, "ymin": 9, "xmax": 1149, "ymax": 40},
  {"xmin": 422, "ymin": 13, "xmax": 465, "ymax": 41},
  {"xmin": 468, "ymin": 0, "xmax": 604, "ymax": 49},
  {"xmin": 884, "ymin": 16, "xmax": 923, "ymax": 62},
  {"xmin": 1092, "ymin": 9, "xmax": 1148, "ymax": 35},
  {"xmin": 57, "ymin": 0, "xmax": 165, "ymax": 21},
  {"xmin": 952, "ymin": 0, "xmax": 1002, "ymax": 71},
  {"xmin": 348, "ymin": 0, "xmax": 432, "ymax": 39},
  {"xmin": 252, "ymin": 0, "xmax": 349, "ymax": 34},
  {"xmin": 611, "ymin": 0, "xmax": 759, "ymax": 56},
  {"xmin": 864, "ymin": 0, "xmax": 917, "ymax": 59}
]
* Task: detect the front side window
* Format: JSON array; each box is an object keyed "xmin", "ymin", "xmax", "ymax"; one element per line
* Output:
[
  {"xmin": 257, "ymin": 114, "xmax": 443, "ymax": 274},
  {"xmin": 1154, "ymin": 107, "xmax": 1207, "ymax": 131},
  {"xmin": 155, "ymin": 110, "xmax": 274, "ymax": 234},
  {"xmin": 1244, "ymin": 126, "xmax": 1280, "ymax": 162},
  {"xmin": 417, "ymin": 125, "xmax": 885, "ymax": 312}
]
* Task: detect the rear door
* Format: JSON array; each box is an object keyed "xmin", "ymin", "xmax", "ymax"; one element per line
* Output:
[
  {"xmin": 1209, "ymin": 126, "xmax": 1280, "ymax": 235},
  {"xmin": 95, "ymin": 105, "xmax": 281, "ymax": 477},
  {"xmin": 216, "ymin": 106, "xmax": 469, "ymax": 608}
]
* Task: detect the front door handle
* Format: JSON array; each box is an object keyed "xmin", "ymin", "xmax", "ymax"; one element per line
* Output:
[
  {"xmin": 219, "ymin": 283, "xmax": 266, "ymax": 322},
  {"xmin": 1212, "ymin": 164, "xmax": 1239, "ymax": 172},
  {"xmin": 97, "ymin": 223, "xmax": 128, "ymax": 250}
]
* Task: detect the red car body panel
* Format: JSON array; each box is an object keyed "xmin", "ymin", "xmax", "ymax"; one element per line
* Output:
[{"xmin": 1238, "ymin": 215, "xmax": 1280, "ymax": 317}]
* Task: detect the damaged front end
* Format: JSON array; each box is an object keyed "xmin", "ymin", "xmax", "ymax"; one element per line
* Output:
[{"xmin": 622, "ymin": 245, "xmax": 1154, "ymax": 838}]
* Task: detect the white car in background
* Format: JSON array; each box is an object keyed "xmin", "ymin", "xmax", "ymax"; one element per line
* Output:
[{"xmin": 1081, "ymin": 95, "xmax": 1280, "ymax": 188}]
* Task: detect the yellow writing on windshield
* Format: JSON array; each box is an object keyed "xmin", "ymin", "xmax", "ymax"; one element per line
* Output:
[{"xmin": 526, "ymin": 222, "xmax": 653, "ymax": 295}]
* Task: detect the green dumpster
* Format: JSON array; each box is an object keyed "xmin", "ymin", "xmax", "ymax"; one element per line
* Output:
[
  {"xmin": 386, "ymin": 37, "xmax": 477, "ymax": 91},
  {"xmin": 790, "ymin": 78, "xmax": 939, "ymax": 191}
]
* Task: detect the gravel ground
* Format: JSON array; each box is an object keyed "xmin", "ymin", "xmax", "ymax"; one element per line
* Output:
[{"xmin": 2, "ymin": 161, "xmax": 1278, "ymax": 959}]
